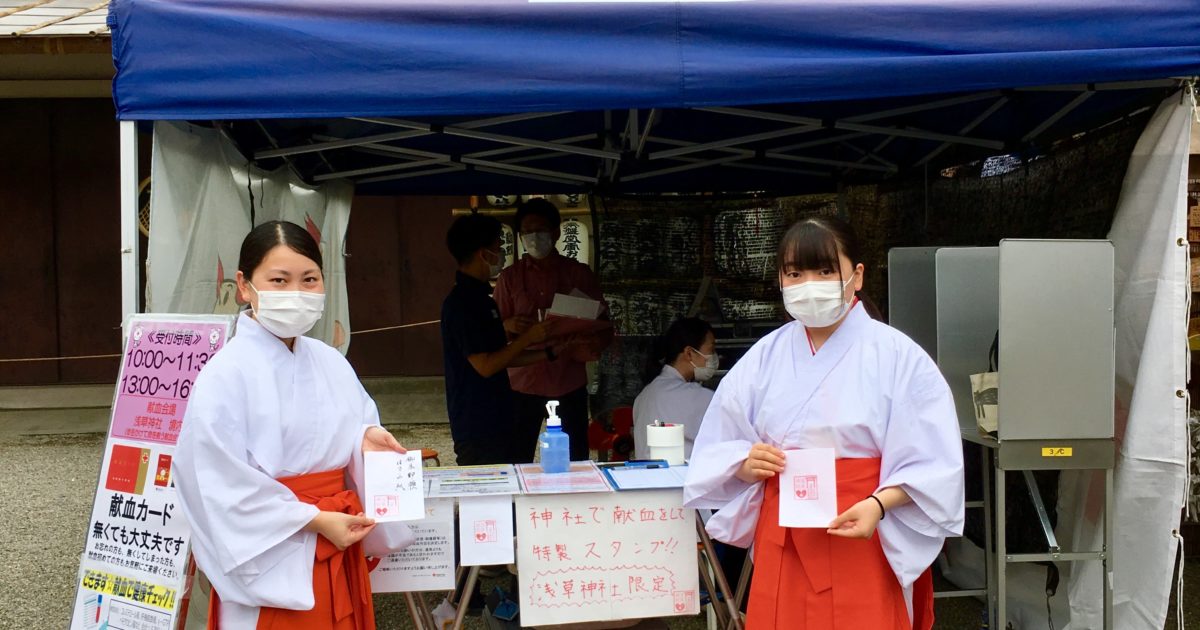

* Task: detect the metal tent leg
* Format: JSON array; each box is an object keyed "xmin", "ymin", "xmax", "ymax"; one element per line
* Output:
[
  {"xmin": 119, "ymin": 120, "xmax": 141, "ymax": 328},
  {"xmin": 1103, "ymin": 467, "xmax": 1114, "ymax": 630},
  {"xmin": 982, "ymin": 447, "xmax": 997, "ymax": 626},
  {"xmin": 996, "ymin": 461, "xmax": 1007, "ymax": 630}
]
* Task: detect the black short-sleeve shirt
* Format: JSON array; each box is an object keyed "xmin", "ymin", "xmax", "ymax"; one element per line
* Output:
[{"xmin": 440, "ymin": 271, "xmax": 515, "ymax": 447}]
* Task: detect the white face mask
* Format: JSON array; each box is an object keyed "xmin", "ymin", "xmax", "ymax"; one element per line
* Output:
[
  {"xmin": 689, "ymin": 348, "xmax": 719, "ymax": 382},
  {"xmin": 250, "ymin": 284, "xmax": 325, "ymax": 338},
  {"xmin": 781, "ymin": 272, "xmax": 855, "ymax": 328},
  {"xmin": 521, "ymin": 232, "xmax": 555, "ymax": 260},
  {"xmin": 482, "ymin": 249, "xmax": 503, "ymax": 278}
]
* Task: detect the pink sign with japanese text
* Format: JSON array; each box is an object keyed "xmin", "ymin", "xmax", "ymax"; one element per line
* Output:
[{"xmin": 110, "ymin": 320, "xmax": 230, "ymax": 446}]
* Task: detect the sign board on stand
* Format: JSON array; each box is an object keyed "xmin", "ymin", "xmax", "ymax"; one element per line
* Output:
[
  {"xmin": 515, "ymin": 489, "xmax": 699, "ymax": 626},
  {"xmin": 70, "ymin": 314, "xmax": 233, "ymax": 630}
]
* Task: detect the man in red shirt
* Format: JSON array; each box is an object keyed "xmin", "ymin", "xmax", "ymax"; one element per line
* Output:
[{"xmin": 493, "ymin": 199, "xmax": 611, "ymax": 463}]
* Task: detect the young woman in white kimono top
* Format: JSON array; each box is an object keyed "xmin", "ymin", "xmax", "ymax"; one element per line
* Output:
[
  {"xmin": 632, "ymin": 317, "xmax": 717, "ymax": 460},
  {"xmin": 174, "ymin": 221, "xmax": 414, "ymax": 630},
  {"xmin": 683, "ymin": 216, "xmax": 964, "ymax": 630}
]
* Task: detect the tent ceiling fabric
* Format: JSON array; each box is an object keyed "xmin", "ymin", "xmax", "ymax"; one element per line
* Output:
[
  {"xmin": 227, "ymin": 83, "xmax": 1176, "ymax": 194},
  {"xmin": 107, "ymin": 0, "xmax": 1200, "ymax": 194}
]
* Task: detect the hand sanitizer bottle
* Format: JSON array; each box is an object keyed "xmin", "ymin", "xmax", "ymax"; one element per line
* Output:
[{"xmin": 539, "ymin": 400, "xmax": 571, "ymax": 473}]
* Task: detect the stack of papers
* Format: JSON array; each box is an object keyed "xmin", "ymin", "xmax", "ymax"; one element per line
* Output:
[
  {"xmin": 547, "ymin": 292, "xmax": 602, "ymax": 320},
  {"xmin": 515, "ymin": 461, "xmax": 613, "ymax": 494}
]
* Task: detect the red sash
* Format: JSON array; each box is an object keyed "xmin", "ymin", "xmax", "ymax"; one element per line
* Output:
[
  {"xmin": 747, "ymin": 457, "xmax": 934, "ymax": 630},
  {"xmin": 208, "ymin": 468, "xmax": 376, "ymax": 630}
]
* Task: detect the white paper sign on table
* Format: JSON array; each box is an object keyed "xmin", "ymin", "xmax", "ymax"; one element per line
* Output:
[
  {"xmin": 778, "ymin": 448, "xmax": 838, "ymax": 528},
  {"xmin": 458, "ymin": 494, "xmax": 515, "ymax": 566},
  {"xmin": 515, "ymin": 489, "xmax": 699, "ymax": 626},
  {"xmin": 369, "ymin": 498, "xmax": 456, "ymax": 593},
  {"xmin": 364, "ymin": 451, "xmax": 426, "ymax": 522}
]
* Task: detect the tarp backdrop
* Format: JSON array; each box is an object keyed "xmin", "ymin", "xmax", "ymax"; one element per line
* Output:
[
  {"xmin": 1059, "ymin": 92, "xmax": 1193, "ymax": 630},
  {"xmin": 147, "ymin": 122, "xmax": 353, "ymax": 353}
]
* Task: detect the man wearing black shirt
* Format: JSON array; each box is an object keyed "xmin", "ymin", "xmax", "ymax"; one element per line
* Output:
[{"xmin": 440, "ymin": 214, "xmax": 557, "ymax": 465}]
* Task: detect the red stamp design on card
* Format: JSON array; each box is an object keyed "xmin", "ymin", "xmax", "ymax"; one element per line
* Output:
[
  {"xmin": 794, "ymin": 475, "xmax": 819, "ymax": 500},
  {"xmin": 672, "ymin": 590, "xmax": 696, "ymax": 612},
  {"xmin": 374, "ymin": 495, "xmax": 398, "ymax": 517},
  {"xmin": 474, "ymin": 519, "xmax": 498, "ymax": 543}
]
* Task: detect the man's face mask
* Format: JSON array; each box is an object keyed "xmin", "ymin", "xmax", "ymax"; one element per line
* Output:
[
  {"xmin": 521, "ymin": 232, "xmax": 555, "ymax": 260},
  {"xmin": 690, "ymin": 348, "xmax": 719, "ymax": 382},
  {"xmin": 482, "ymin": 248, "xmax": 504, "ymax": 278}
]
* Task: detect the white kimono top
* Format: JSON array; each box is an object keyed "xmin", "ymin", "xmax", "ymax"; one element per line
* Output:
[
  {"xmin": 632, "ymin": 365, "xmax": 715, "ymax": 460},
  {"xmin": 174, "ymin": 312, "xmax": 413, "ymax": 628},
  {"xmin": 683, "ymin": 305, "xmax": 964, "ymax": 591}
]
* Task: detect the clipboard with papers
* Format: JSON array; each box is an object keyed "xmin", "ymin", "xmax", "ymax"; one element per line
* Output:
[{"xmin": 601, "ymin": 464, "xmax": 690, "ymax": 491}]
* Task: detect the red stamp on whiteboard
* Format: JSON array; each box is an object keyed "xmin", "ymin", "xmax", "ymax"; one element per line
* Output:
[
  {"xmin": 794, "ymin": 475, "xmax": 819, "ymax": 500},
  {"xmin": 374, "ymin": 495, "xmax": 398, "ymax": 517},
  {"xmin": 474, "ymin": 519, "xmax": 497, "ymax": 543},
  {"xmin": 672, "ymin": 590, "xmax": 696, "ymax": 612}
]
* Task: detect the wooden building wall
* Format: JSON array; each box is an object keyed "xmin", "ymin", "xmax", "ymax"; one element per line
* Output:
[{"xmin": 0, "ymin": 98, "xmax": 461, "ymax": 384}]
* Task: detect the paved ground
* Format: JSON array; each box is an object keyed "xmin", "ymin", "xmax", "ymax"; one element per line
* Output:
[{"xmin": 0, "ymin": 420, "xmax": 1195, "ymax": 629}]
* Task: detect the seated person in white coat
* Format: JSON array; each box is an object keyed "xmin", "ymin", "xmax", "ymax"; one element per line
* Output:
[
  {"xmin": 632, "ymin": 317, "xmax": 717, "ymax": 460},
  {"xmin": 683, "ymin": 216, "xmax": 964, "ymax": 630},
  {"xmin": 173, "ymin": 221, "xmax": 414, "ymax": 630}
]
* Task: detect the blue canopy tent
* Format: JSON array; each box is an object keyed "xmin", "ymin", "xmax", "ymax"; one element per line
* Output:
[
  {"xmin": 106, "ymin": 2, "xmax": 1198, "ymax": 628},
  {"xmin": 107, "ymin": 0, "xmax": 1200, "ymax": 197}
]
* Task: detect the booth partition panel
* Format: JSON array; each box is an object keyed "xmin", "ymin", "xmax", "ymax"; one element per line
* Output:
[
  {"xmin": 997, "ymin": 239, "xmax": 1115, "ymax": 447},
  {"xmin": 935, "ymin": 247, "xmax": 1001, "ymax": 435},
  {"xmin": 887, "ymin": 247, "xmax": 941, "ymax": 360}
]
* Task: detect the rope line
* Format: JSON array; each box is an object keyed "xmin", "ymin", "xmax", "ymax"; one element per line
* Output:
[
  {"xmin": 0, "ymin": 353, "xmax": 122, "ymax": 364},
  {"xmin": 0, "ymin": 320, "xmax": 441, "ymax": 364}
]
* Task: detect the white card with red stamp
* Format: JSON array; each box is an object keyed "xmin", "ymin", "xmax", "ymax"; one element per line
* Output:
[
  {"xmin": 364, "ymin": 450, "xmax": 425, "ymax": 522},
  {"xmin": 458, "ymin": 494, "xmax": 515, "ymax": 566},
  {"xmin": 778, "ymin": 448, "xmax": 837, "ymax": 528}
]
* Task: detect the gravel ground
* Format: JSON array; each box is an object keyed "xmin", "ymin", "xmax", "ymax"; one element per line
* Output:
[{"xmin": 1, "ymin": 425, "xmax": 1195, "ymax": 630}]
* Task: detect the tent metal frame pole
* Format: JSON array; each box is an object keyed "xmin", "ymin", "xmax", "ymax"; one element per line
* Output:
[
  {"xmin": 642, "ymin": 136, "xmax": 830, "ymax": 177},
  {"xmin": 700, "ymin": 105, "xmax": 1004, "ymax": 150},
  {"xmin": 260, "ymin": 111, "xmax": 567, "ymax": 159},
  {"xmin": 460, "ymin": 157, "xmax": 595, "ymax": 183},
  {"xmin": 842, "ymin": 90, "xmax": 1004, "ymax": 122},
  {"xmin": 770, "ymin": 131, "xmax": 872, "ymax": 153},
  {"xmin": 695, "ymin": 106, "xmax": 823, "ymax": 127},
  {"xmin": 357, "ymin": 164, "xmax": 466, "ymax": 184},
  {"xmin": 466, "ymin": 134, "xmax": 596, "ymax": 160},
  {"xmin": 120, "ymin": 120, "xmax": 140, "ymax": 327},
  {"xmin": 834, "ymin": 120, "xmax": 1005, "ymax": 149},
  {"xmin": 678, "ymin": 157, "xmax": 829, "ymax": 178},
  {"xmin": 837, "ymin": 139, "xmax": 897, "ymax": 170},
  {"xmin": 765, "ymin": 151, "xmax": 894, "ymax": 173},
  {"xmin": 842, "ymin": 136, "xmax": 897, "ymax": 174},
  {"xmin": 257, "ymin": 128, "xmax": 431, "ymax": 159},
  {"xmin": 313, "ymin": 157, "xmax": 449, "ymax": 181},
  {"xmin": 471, "ymin": 164, "xmax": 589, "ymax": 186},
  {"xmin": 313, "ymin": 132, "xmax": 595, "ymax": 167},
  {"xmin": 914, "ymin": 96, "xmax": 1010, "ymax": 167},
  {"xmin": 619, "ymin": 154, "xmax": 747, "ymax": 182},
  {"xmin": 1021, "ymin": 90, "xmax": 1094, "ymax": 143},
  {"xmin": 647, "ymin": 125, "xmax": 822, "ymax": 160},
  {"xmin": 1016, "ymin": 79, "xmax": 1178, "ymax": 92},
  {"xmin": 352, "ymin": 116, "xmax": 620, "ymax": 160},
  {"xmin": 636, "ymin": 108, "xmax": 658, "ymax": 157}
]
